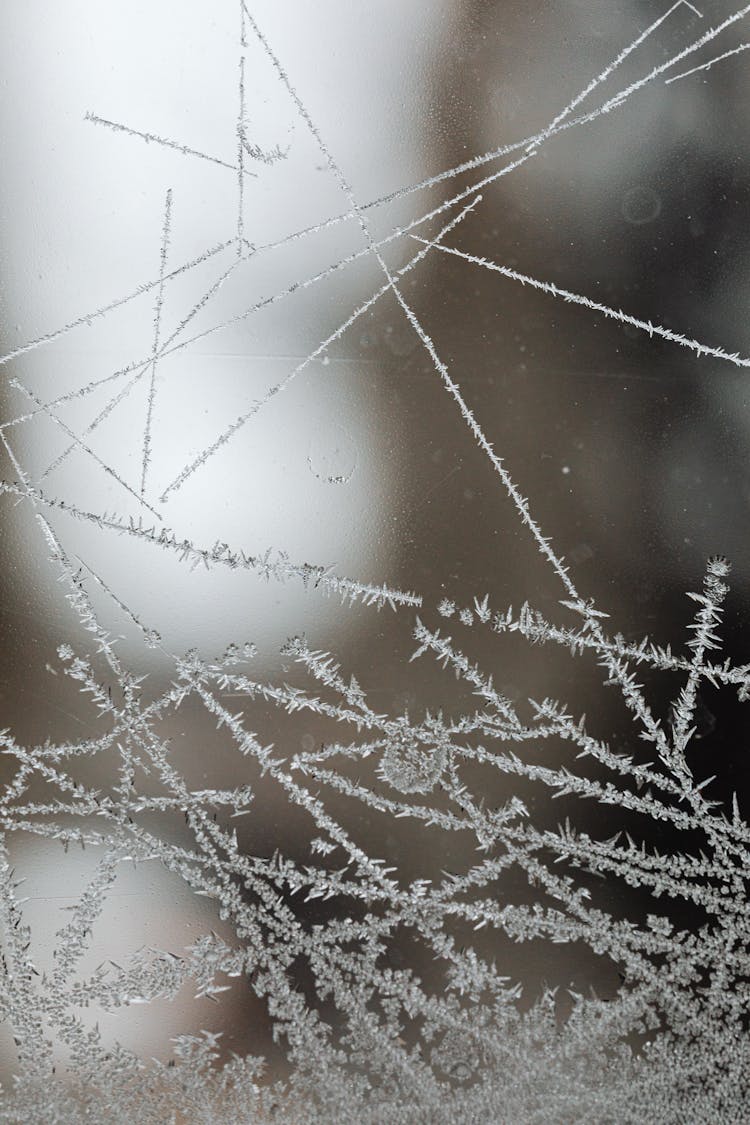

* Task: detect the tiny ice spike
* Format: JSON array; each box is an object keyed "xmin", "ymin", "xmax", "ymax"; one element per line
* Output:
[{"xmin": 2, "ymin": 2, "xmax": 750, "ymax": 1123}]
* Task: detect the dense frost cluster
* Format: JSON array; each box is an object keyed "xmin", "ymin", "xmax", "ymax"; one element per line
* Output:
[{"xmin": 2, "ymin": 2, "xmax": 750, "ymax": 1121}]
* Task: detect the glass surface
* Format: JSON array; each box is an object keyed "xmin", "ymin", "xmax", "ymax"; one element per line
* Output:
[{"xmin": 1, "ymin": 2, "xmax": 750, "ymax": 1120}]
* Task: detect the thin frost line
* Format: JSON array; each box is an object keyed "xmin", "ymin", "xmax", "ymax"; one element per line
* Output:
[
  {"xmin": 381, "ymin": 269, "xmax": 679, "ymax": 770},
  {"xmin": 1, "ymin": 3, "xmax": 741, "ymax": 378},
  {"xmin": 192, "ymin": 0, "xmax": 733, "ymax": 362},
  {"xmin": 538, "ymin": 0, "xmax": 702, "ymax": 143},
  {"xmin": 0, "ymin": 238, "xmax": 236, "ymax": 374},
  {"xmin": 84, "ymin": 112, "xmax": 253, "ymax": 176},
  {"xmin": 12, "ymin": 382, "xmax": 162, "ymax": 521},
  {"xmin": 76, "ymin": 555, "xmax": 167, "ymax": 655},
  {"xmin": 393, "ymin": 280, "xmax": 577, "ymax": 601},
  {"xmin": 159, "ymin": 194, "xmax": 483, "ymax": 501},
  {"xmin": 237, "ymin": 5, "xmax": 247, "ymax": 256},
  {"xmin": 237, "ymin": 12, "xmax": 669, "ymax": 769},
  {"xmin": 242, "ymin": 0, "xmax": 701, "ymax": 265},
  {"xmin": 665, "ymin": 40, "xmax": 750, "ymax": 83},
  {"xmin": 11, "ymin": 219, "xmax": 433, "ymax": 436},
  {"xmin": 34, "ymin": 253, "xmax": 246, "ymax": 478},
  {"xmin": 141, "ymin": 189, "xmax": 173, "ymax": 497},
  {"xmin": 416, "ymin": 240, "xmax": 750, "ymax": 369},
  {"xmin": 277, "ymin": 5, "xmax": 681, "ymax": 762},
  {"xmin": 0, "ymin": 480, "xmax": 422, "ymax": 611},
  {"xmin": 585, "ymin": 1, "xmax": 750, "ymax": 116},
  {"xmin": 10, "ymin": 0, "xmax": 729, "ymax": 452},
  {"xmin": 0, "ymin": 432, "xmax": 127, "ymax": 679},
  {"xmin": 238, "ymin": 0, "xmax": 669, "ymax": 608}
]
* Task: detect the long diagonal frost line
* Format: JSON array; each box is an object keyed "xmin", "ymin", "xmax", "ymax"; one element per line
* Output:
[
  {"xmin": 158, "ymin": 0, "xmax": 712, "ymax": 505},
  {"xmin": 416, "ymin": 240, "xmax": 750, "ymax": 369},
  {"xmin": 665, "ymin": 40, "xmax": 750, "ymax": 83},
  {"xmin": 234, "ymin": 10, "xmax": 671, "ymax": 778},
  {"xmin": 236, "ymin": 4, "xmax": 247, "ymax": 255},
  {"xmin": 584, "ymin": 1, "xmax": 750, "ymax": 115},
  {"xmin": 1, "ymin": 0, "xmax": 743, "ymax": 404},
  {"xmin": 39, "ymin": 253, "xmax": 247, "ymax": 480},
  {"xmin": 395, "ymin": 290, "xmax": 577, "ymax": 601},
  {"xmin": 140, "ymin": 189, "xmax": 173, "ymax": 497},
  {"xmin": 159, "ymin": 194, "xmax": 484, "ymax": 501},
  {"xmin": 149, "ymin": 0, "xmax": 749, "ymax": 453},
  {"xmin": 84, "ymin": 112, "xmax": 252, "ymax": 175},
  {"xmin": 0, "ymin": 238, "xmax": 236, "ymax": 373},
  {"xmin": 0, "ymin": 480, "xmax": 422, "ymax": 610},
  {"xmin": 241, "ymin": 0, "xmax": 702, "ymax": 265},
  {"xmin": 246, "ymin": 0, "xmax": 681, "ymax": 770},
  {"xmin": 535, "ymin": 0, "xmax": 702, "ymax": 143},
  {"xmin": 7, "ymin": 0, "xmax": 736, "ymax": 493},
  {"xmin": 13, "ymin": 383, "xmax": 163, "ymax": 521},
  {"xmin": 0, "ymin": 0, "xmax": 716, "ymax": 381}
]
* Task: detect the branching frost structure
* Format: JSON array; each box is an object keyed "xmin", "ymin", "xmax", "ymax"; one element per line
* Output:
[{"xmin": 1, "ymin": 3, "xmax": 750, "ymax": 1121}]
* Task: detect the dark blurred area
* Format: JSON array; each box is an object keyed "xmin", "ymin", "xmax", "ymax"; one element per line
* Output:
[{"xmin": 1, "ymin": 0, "xmax": 750, "ymax": 1086}]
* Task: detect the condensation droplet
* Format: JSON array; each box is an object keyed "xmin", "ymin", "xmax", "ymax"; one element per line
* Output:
[
  {"xmin": 307, "ymin": 423, "xmax": 357, "ymax": 484},
  {"xmin": 622, "ymin": 186, "xmax": 661, "ymax": 226}
]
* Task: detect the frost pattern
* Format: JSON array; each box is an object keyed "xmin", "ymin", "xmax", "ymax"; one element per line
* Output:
[{"xmin": 1, "ymin": 3, "xmax": 750, "ymax": 1123}]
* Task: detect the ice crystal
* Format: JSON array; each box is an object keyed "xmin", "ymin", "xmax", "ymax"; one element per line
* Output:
[{"xmin": 1, "ymin": 2, "xmax": 750, "ymax": 1122}]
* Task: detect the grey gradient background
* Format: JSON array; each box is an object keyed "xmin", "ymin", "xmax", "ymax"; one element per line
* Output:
[{"xmin": 0, "ymin": 0, "xmax": 749, "ymax": 1087}]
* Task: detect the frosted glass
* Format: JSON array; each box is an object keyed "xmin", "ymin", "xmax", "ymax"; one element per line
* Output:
[{"xmin": 1, "ymin": 2, "xmax": 749, "ymax": 1120}]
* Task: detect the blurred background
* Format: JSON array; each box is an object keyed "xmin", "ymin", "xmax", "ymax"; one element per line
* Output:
[{"xmin": 1, "ymin": 0, "xmax": 750, "ymax": 1090}]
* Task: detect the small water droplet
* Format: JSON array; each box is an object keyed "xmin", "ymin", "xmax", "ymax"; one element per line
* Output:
[
  {"xmin": 307, "ymin": 423, "xmax": 357, "ymax": 484},
  {"xmin": 622, "ymin": 186, "xmax": 661, "ymax": 226}
]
